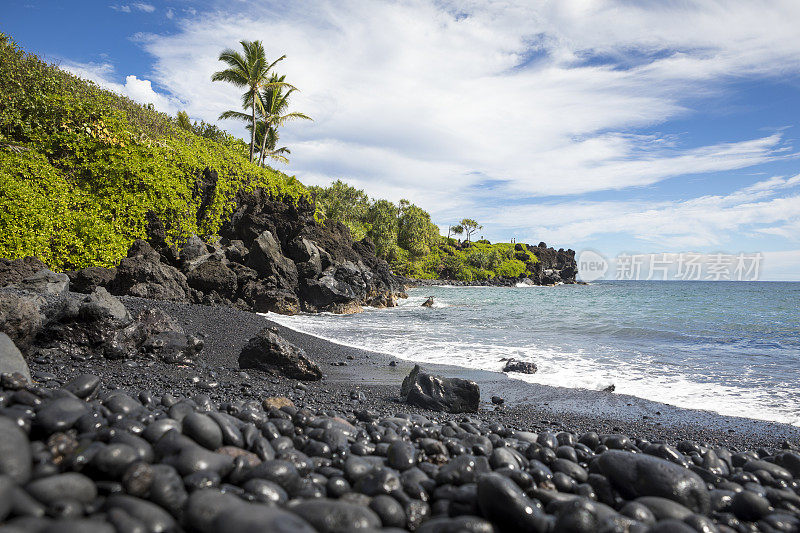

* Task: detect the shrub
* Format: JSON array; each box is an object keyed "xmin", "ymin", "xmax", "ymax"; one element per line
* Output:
[{"xmin": 0, "ymin": 33, "xmax": 310, "ymax": 271}]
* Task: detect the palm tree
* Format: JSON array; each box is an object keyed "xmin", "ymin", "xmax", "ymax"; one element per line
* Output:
[
  {"xmin": 211, "ymin": 40, "xmax": 286, "ymax": 162},
  {"xmin": 222, "ymin": 73, "xmax": 311, "ymax": 166}
]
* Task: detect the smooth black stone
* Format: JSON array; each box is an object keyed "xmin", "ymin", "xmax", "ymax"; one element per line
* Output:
[
  {"xmin": 42, "ymin": 519, "xmax": 115, "ymax": 533},
  {"xmin": 141, "ymin": 418, "xmax": 181, "ymax": 443},
  {"xmin": 106, "ymin": 507, "xmax": 149, "ymax": 533},
  {"xmin": 104, "ymin": 494, "xmax": 178, "ymax": 533},
  {"xmin": 92, "ymin": 443, "xmax": 140, "ymax": 478},
  {"xmin": 620, "ymin": 501, "xmax": 657, "ymax": 525},
  {"xmin": 184, "ymin": 470, "xmax": 221, "ymax": 491},
  {"xmin": 245, "ymin": 459, "xmax": 300, "ymax": 489},
  {"xmin": 647, "ymin": 519, "xmax": 697, "ymax": 533},
  {"xmin": 183, "ymin": 413, "xmax": 224, "ymax": 450},
  {"xmin": 104, "ymin": 393, "xmax": 142, "ymax": 415},
  {"xmin": 110, "ymin": 431, "xmax": 154, "ymax": 463},
  {"xmin": 288, "ymin": 499, "xmax": 382, "ymax": 532},
  {"xmin": 208, "ymin": 412, "xmax": 244, "ymax": 447},
  {"xmin": 185, "ymin": 489, "xmax": 246, "ymax": 533},
  {"xmin": 354, "ymin": 468, "xmax": 402, "ymax": 496},
  {"xmin": 35, "ymin": 397, "xmax": 88, "ymax": 434},
  {"xmin": 416, "ymin": 516, "xmax": 496, "ymax": 533},
  {"xmin": 25, "ymin": 473, "xmax": 97, "ymax": 505},
  {"xmin": 0, "ymin": 475, "xmax": 14, "ymax": 522},
  {"xmin": 61, "ymin": 374, "xmax": 101, "ymax": 399},
  {"xmin": 731, "ymin": 490, "xmax": 772, "ymax": 521},
  {"xmin": 242, "ymin": 478, "xmax": 288, "ymax": 504},
  {"xmin": 477, "ymin": 473, "xmax": 549, "ymax": 533},
  {"xmin": 11, "ymin": 485, "xmax": 46, "ymax": 518},
  {"xmin": 148, "ymin": 465, "xmax": 188, "ymax": 516},
  {"xmin": 212, "ymin": 502, "xmax": 317, "ymax": 533},
  {"xmin": 634, "ymin": 496, "xmax": 694, "ymax": 520},
  {"xmin": 168, "ymin": 444, "xmax": 234, "ymax": 476},
  {"xmin": 370, "ymin": 494, "xmax": 407, "ymax": 528},
  {"xmin": 387, "ymin": 440, "xmax": 417, "ymax": 471},
  {"xmin": 0, "ymin": 416, "xmax": 32, "ymax": 483},
  {"xmin": 46, "ymin": 498, "xmax": 84, "ymax": 519},
  {"xmin": 595, "ymin": 450, "xmax": 711, "ymax": 514}
]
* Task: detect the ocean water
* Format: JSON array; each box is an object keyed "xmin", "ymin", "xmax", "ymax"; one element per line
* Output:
[{"xmin": 266, "ymin": 281, "xmax": 800, "ymax": 425}]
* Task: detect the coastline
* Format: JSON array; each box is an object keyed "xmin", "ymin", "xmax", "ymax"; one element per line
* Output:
[{"xmin": 27, "ymin": 294, "xmax": 800, "ymax": 449}]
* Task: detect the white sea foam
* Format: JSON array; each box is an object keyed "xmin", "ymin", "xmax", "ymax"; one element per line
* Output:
[{"xmin": 264, "ymin": 284, "xmax": 800, "ymax": 427}]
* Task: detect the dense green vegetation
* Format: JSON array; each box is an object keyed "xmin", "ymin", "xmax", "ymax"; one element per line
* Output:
[
  {"xmin": 0, "ymin": 33, "xmax": 309, "ymax": 271},
  {"xmin": 311, "ymin": 181, "xmax": 538, "ymax": 280}
]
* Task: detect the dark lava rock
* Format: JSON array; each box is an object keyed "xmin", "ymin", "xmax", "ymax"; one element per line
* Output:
[
  {"xmin": 595, "ymin": 450, "xmax": 711, "ymax": 514},
  {"xmin": 400, "ymin": 364, "xmax": 479, "ymax": 413},
  {"xmin": 0, "ymin": 292, "xmax": 42, "ymax": 348},
  {"xmin": 105, "ymin": 494, "xmax": 178, "ymax": 533},
  {"xmin": 112, "ymin": 240, "xmax": 189, "ymax": 301},
  {"xmin": 66, "ymin": 266, "xmax": 117, "ymax": 294},
  {"xmin": 0, "ymin": 256, "xmax": 49, "ymax": 287},
  {"xmin": 731, "ymin": 490, "xmax": 772, "ymax": 521},
  {"xmin": 186, "ymin": 261, "xmax": 237, "ymax": 298},
  {"xmin": 502, "ymin": 358, "xmax": 537, "ymax": 374},
  {"xmin": 0, "ymin": 333, "xmax": 32, "ymax": 383},
  {"xmin": 15, "ymin": 269, "xmax": 70, "ymax": 294},
  {"xmin": 421, "ymin": 296, "xmax": 434, "ymax": 307},
  {"xmin": 288, "ymin": 499, "xmax": 382, "ymax": 532},
  {"xmin": 238, "ymin": 327, "xmax": 322, "ymax": 381}
]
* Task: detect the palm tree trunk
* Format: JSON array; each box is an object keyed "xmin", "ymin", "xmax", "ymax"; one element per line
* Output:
[
  {"xmin": 250, "ymin": 95, "xmax": 256, "ymax": 162},
  {"xmin": 258, "ymin": 121, "xmax": 269, "ymax": 166}
]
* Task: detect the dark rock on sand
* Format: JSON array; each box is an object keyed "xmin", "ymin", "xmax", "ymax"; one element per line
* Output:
[
  {"xmin": 0, "ymin": 417, "xmax": 32, "ymax": 483},
  {"xmin": 502, "ymin": 358, "xmax": 537, "ymax": 374},
  {"xmin": 400, "ymin": 365, "xmax": 479, "ymax": 413},
  {"xmin": 239, "ymin": 327, "xmax": 322, "ymax": 381}
]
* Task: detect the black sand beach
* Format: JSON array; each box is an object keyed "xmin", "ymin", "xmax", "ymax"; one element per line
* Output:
[{"xmin": 26, "ymin": 295, "xmax": 800, "ymax": 450}]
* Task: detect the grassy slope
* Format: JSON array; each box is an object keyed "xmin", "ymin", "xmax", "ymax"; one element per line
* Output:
[{"xmin": 0, "ymin": 33, "xmax": 309, "ymax": 271}]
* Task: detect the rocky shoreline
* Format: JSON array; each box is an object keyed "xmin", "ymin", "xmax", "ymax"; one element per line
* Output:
[{"xmin": 2, "ymin": 263, "xmax": 800, "ymax": 531}]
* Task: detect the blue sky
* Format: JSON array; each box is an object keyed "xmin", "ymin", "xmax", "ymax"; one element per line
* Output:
[{"xmin": 3, "ymin": 0, "xmax": 800, "ymax": 279}]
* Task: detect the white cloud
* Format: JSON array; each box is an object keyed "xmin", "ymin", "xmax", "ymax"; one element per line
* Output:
[
  {"xmin": 109, "ymin": 4, "xmax": 131, "ymax": 13},
  {"xmin": 493, "ymin": 176, "xmax": 800, "ymax": 250},
  {"xmin": 132, "ymin": 1, "xmax": 800, "ymax": 201},
  {"xmin": 132, "ymin": 3, "xmax": 155, "ymax": 13},
  {"xmin": 61, "ymin": 61, "xmax": 181, "ymax": 114}
]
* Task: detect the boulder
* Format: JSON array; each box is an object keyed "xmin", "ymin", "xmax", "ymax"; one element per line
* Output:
[
  {"xmin": 240, "ymin": 282, "xmax": 300, "ymax": 315},
  {"xmin": 594, "ymin": 450, "xmax": 711, "ymax": 514},
  {"xmin": 225, "ymin": 240, "xmax": 249, "ymax": 263},
  {"xmin": 421, "ymin": 296, "xmax": 434, "ymax": 308},
  {"xmin": 16, "ymin": 269, "xmax": 69, "ymax": 294},
  {"xmin": 0, "ymin": 333, "xmax": 31, "ymax": 383},
  {"xmin": 112, "ymin": 240, "xmax": 189, "ymax": 301},
  {"xmin": 304, "ymin": 263, "xmax": 366, "ymax": 309},
  {"xmin": 66, "ymin": 267, "xmax": 117, "ymax": 294},
  {"xmin": 134, "ymin": 308, "xmax": 204, "ymax": 364},
  {"xmin": 238, "ymin": 327, "xmax": 321, "ymax": 380},
  {"xmin": 182, "ymin": 235, "xmax": 209, "ymax": 263},
  {"xmin": 503, "ymin": 358, "xmax": 537, "ymax": 374},
  {"xmin": 0, "ymin": 292, "xmax": 43, "ymax": 347},
  {"xmin": 246, "ymin": 230, "xmax": 298, "ymax": 290},
  {"xmin": 400, "ymin": 365, "xmax": 479, "ymax": 413},
  {"xmin": 186, "ymin": 261, "xmax": 237, "ymax": 298},
  {"xmin": 0, "ymin": 256, "xmax": 49, "ymax": 287}
]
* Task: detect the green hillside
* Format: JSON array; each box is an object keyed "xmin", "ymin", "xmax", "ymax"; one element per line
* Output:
[{"xmin": 0, "ymin": 33, "xmax": 308, "ymax": 271}]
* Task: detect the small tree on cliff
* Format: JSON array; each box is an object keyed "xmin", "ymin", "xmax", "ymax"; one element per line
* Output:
[
  {"xmin": 460, "ymin": 218, "xmax": 482, "ymax": 242},
  {"xmin": 447, "ymin": 224, "xmax": 464, "ymax": 241}
]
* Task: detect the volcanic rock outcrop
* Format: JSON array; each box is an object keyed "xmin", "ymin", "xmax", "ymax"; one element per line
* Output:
[{"xmin": 63, "ymin": 191, "xmax": 405, "ymax": 314}]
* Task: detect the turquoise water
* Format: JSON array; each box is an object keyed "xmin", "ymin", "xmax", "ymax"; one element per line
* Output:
[{"xmin": 268, "ymin": 281, "xmax": 800, "ymax": 425}]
